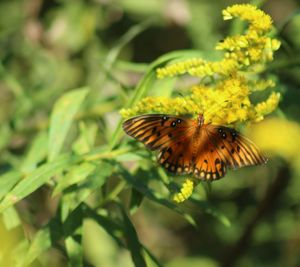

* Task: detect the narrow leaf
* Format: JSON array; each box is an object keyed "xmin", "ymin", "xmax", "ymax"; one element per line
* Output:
[
  {"xmin": 53, "ymin": 162, "xmax": 96, "ymax": 195},
  {"xmin": 48, "ymin": 87, "xmax": 89, "ymax": 161},
  {"xmin": 119, "ymin": 165, "xmax": 197, "ymax": 227},
  {"xmin": 120, "ymin": 206, "xmax": 147, "ymax": 267},
  {"xmin": 0, "ymin": 171, "xmax": 22, "ymax": 201},
  {"xmin": 20, "ymin": 228, "xmax": 51, "ymax": 267},
  {"xmin": 21, "ymin": 131, "xmax": 48, "ymax": 173},
  {"xmin": 63, "ymin": 205, "xmax": 83, "ymax": 267},
  {"xmin": 60, "ymin": 161, "xmax": 113, "ymax": 220},
  {"xmin": 2, "ymin": 206, "xmax": 21, "ymax": 229},
  {"xmin": 0, "ymin": 154, "xmax": 78, "ymax": 212}
]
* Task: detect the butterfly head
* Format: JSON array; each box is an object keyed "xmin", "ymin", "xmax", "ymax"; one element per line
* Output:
[{"xmin": 198, "ymin": 113, "xmax": 204, "ymax": 126}]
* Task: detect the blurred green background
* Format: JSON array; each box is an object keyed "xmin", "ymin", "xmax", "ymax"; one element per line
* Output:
[{"xmin": 1, "ymin": 0, "xmax": 300, "ymax": 266}]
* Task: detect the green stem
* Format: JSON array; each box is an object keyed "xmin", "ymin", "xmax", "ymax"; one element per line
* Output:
[
  {"xmin": 83, "ymin": 147, "xmax": 132, "ymax": 162},
  {"xmin": 98, "ymin": 180, "xmax": 127, "ymax": 207}
]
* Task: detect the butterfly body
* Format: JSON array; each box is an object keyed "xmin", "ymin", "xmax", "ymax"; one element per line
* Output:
[{"xmin": 123, "ymin": 114, "xmax": 267, "ymax": 181}]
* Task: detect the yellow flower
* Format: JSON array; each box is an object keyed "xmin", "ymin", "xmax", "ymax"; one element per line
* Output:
[
  {"xmin": 250, "ymin": 79, "xmax": 275, "ymax": 92},
  {"xmin": 222, "ymin": 4, "xmax": 272, "ymax": 33},
  {"xmin": 254, "ymin": 92, "xmax": 280, "ymax": 120},
  {"xmin": 173, "ymin": 179, "xmax": 194, "ymax": 203},
  {"xmin": 248, "ymin": 118, "xmax": 300, "ymax": 165},
  {"xmin": 156, "ymin": 58, "xmax": 205, "ymax": 79},
  {"xmin": 157, "ymin": 5, "xmax": 280, "ymax": 81}
]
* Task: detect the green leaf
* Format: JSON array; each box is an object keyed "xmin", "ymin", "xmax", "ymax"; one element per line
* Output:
[
  {"xmin": 21, "ymin": 131, "xmax": 48, "ymax": 173},
  {"xmin": 84, "ymin": 205, "xmax": 124, "ymax": 247},
  {"xmin": 0, "ymin": 171, "xmax": 22, "ymax": 201},
  {"xmin": 72, "ymin": 121, "xmax": 98, "ymax": 154},
  {"xmin": 85, "ymin": 204, "xmax": 163, "ymax": 267},
  {"xmin": 48, "ymin": 87, "xmax": 89, "ymax": 162},
  {"xmin": 143, "ymin": 247, "xmax": 164, "ymax": 267},
  {"xmin": 53, "ymin": 162, "xmax": 96, "ymax": 196},
  {"xmin": 65, "ymin": 236, "xmax": 83, "ymax": 267},
  {"xmin": 0, "ymin": 154, "xmax": 78, "ymax": 212},
  {"xmin": 150, "ymin": 76, "xmax": 177, "ymax": 97},
  {"xmin": 19, "ymin": 204, "xmax": 85, "ymax": 267},
  {"xmin": 19, "ymin": 227, "xmax": 51, "ymax": 267},
  {"xmin": 129, "ymin": 188, "xmax": 144, "ymax": 214},
  {"xmin": 2, "ymin": 206, "xmax": 21, "ymax": 229},
  {"xmin": 63, "ymin": 205, "xmax": 83, "ymax": 267},
  {"xmin": 120, "ymin": 205, "xmax": 147, "ymax": 267},
  {"xmin": 60, "ymin": 161, "xmax": 114, "ymax": 219},
  {"xmin": 119, "ymin": 165, "xmax": 197, "ymax": 227}
]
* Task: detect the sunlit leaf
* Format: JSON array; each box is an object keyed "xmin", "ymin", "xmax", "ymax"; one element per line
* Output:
[
  {"xmin": 2, "ymin": 206, "xmax": 21, "ymax": 230},
  {"xmin": 48, "ymin": 87, "xmax": 89, "ymax": 162},
  {"xmin": 19, "ymin": 227, "xmax": 51, "ymax": 267},
  {"xmin": 21, "ymin": 131, "xmax": 48, "ymax": 173},
  {"xmin": 53, "ymin": 162, "xmax": 96, "ymax": 195},
  {"xmin": 0, "ymin": 154, "xmax": 78, "ymax": 212},
  {"xmin": 0, "ymin": 171, "xmax": 22, "ymax": 201}
]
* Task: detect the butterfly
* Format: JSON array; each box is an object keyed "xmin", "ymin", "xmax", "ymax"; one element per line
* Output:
[{"xmin": 122, "ymin": 114, "xmax": 267, "ymax": 181}]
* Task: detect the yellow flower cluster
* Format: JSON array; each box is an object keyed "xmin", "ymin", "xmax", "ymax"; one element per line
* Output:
[
  {"xmin": 121, "ymin": 4, "xmax": 280, "ymax": 126},
  {"xmin": 254, "ymin": 92, "xmax": 280, "ymax": 121},
  {"xmin": 156, "ymin": 58, "xmax": 238, "ymax": 78},
  {"xmin": 173, "ymin": 179, "xmax": 194, "ymax": 203},
  {"xmin": 120, "ymin": 75, "xmax": 279, "ymax": 125},
  {"xmin": 156, "ymin": 4, "xmax": 280, "ymax": 79},
  {"xmin": 222, "ymin": 4, "xmax": 272, "ymax": 33},
  {"xmin": 121, "ymin": 4, "xmax": 281, "ymax": 202},
  {"xmin": 216, "ymin": 4, "xmax": 281, "ymax": 66}
]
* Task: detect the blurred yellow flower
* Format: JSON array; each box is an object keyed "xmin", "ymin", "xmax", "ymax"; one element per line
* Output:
[{"xmin": 248, "ymin": 118, "xmax": 300, "ymax": 167}]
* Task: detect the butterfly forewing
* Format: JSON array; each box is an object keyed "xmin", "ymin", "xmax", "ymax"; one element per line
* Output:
[
  {"xmin": 123, "ymin": 114, "xmax": 196, "ymax": 174},
  {"xmin": 123, "ymin": 114, "xmax": 194, "ymax": 149},
  {"xmin": 205, "ymin": 125, "xmax": 267, "ymax": 169}
]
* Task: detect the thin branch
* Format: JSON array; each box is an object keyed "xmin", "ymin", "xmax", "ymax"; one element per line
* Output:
[{"xmin": 221, "ymin": 163, "xmax": 291, "ymax": 267}]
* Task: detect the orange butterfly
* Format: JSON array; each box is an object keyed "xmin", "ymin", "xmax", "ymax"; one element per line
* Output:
[{"xmin": 122, "ymin": 114, "xmax": 267, "ymax": 180}]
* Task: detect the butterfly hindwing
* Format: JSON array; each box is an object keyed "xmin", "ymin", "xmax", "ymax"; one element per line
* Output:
[
  {"xmin": 157, "ymin": 135, "xmax": 195, "ymax": 175},
  {"xmin": 193, "ymin": 130, "xmax": 227, "ymax": 180}
]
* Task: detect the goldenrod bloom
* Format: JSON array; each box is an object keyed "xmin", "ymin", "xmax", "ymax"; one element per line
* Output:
[
  {"xmin": 222, "ymin": 4, "xmax": 272, "ymax": 33},
  {"xmin": 173, "ymin": 179, "xmax": 194, "ymax": 203}
]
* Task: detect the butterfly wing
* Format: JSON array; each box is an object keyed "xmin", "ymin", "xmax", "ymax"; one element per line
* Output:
[
  {"xmin": 190, "ymin": 129, "xmax": 228, "ymax": 180},
  {"xmin": 192, "ymin": 124, "xmax": 267, "ymax": 181},
  {"xmin": 206, "ymin": 125, "xmax": 267, "ymax": 168},
  {"xmin": 122, "ymin": 114, "xmax": 196, "ymax": 175},
  {"xmin": 123, "ymin": 114, "xmax": 267, "ymax": 181}
]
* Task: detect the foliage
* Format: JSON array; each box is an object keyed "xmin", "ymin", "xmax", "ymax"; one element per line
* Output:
[{"xmin": 0, "ymin": 1, "xmax": 300, "ymax": 267}]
